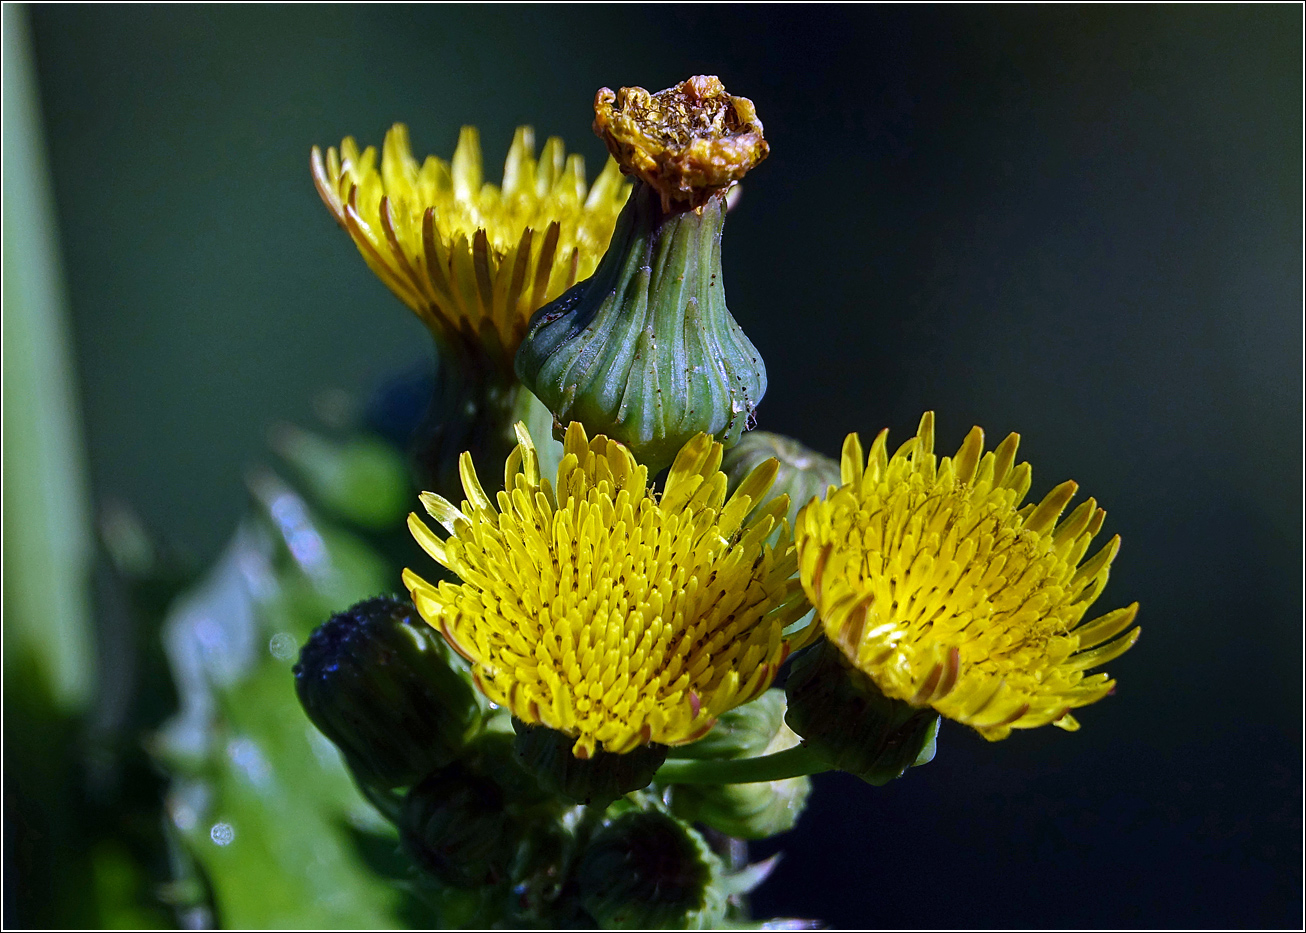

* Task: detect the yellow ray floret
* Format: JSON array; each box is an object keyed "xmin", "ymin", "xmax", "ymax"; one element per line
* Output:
[
  {"xmin": 403, "ymin": 422, "xmax": 814, "ymax": 758},
  {"xmin": 795, "ymin": 412, "xmax": 1140, "ymax": 741},
  {"xmin": 313, "ymin": 124, "xmax": 630, "ymax": 371}
]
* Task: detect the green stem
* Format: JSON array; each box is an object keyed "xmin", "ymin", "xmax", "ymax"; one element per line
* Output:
[
  {"xmin": 651, "ymin": 744, "xmax": 831, "ymax": 785},
  {"xmin": 410, "ymin": 332, "xmax": 521, "ymax": 499}
]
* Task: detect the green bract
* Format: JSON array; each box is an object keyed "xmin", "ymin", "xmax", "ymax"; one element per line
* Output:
[
  {"xmin": 400, "ymin": 762, "xmax": 521, "ymax": 888},
  {"xmin": 512, "ymin": 719, "xmax": 669, "ymax": 808},
  {"xmin": 667, "ymin": 691, "xmax": 813, "ymax": 840},
  {"xmin": 785, "ymin": 640, "xmax": 941, "ymax": 786}
]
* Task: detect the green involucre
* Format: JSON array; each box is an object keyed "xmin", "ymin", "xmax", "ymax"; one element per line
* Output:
[
  {"xmin": 577, "ymin": 809, "xmax": 724, "ymax": 929},
  {"xmin": 785, "ymin": 641, "xmax": 941, "ymax": 786},
  {"xmin": 515, "ymin": 183, "xmax": 766, "ymax": 473}
]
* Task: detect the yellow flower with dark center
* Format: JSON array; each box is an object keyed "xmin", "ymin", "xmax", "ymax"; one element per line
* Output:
[
  {"xmin": 402, "ymin": 422, "xmax": 814, "ymax": 758},
  {"xmin": 796, "ymin": 412, "xmax": 1140, "ymax": 741},
  {"xmin": 312, "ymin": 124, "xmax": 630, "ymax": 372}
]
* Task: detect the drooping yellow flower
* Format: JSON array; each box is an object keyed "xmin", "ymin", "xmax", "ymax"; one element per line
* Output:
[
  {"xmin": 403, "ymin": 422, "xmax": 814, "ymax": 758},
  {"xmin": 796, "ymin": 412, "xmax": 1139, "ymax": 741},
  {"xmin": 312, "ymin": 124, "xmax": 630, "ymax": 372}
]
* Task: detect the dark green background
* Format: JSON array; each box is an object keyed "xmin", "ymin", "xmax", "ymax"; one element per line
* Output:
[{"xmin": 30, "ymin": 4, "xmax": 1302, "ymax": 927}]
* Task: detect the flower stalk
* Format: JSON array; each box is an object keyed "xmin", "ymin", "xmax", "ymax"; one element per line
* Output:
[
  {"xmin": 409, "ymin": 331, "xmax": 551, "ymax": 500},
  {"xmin": 654, "ymin": 744, "xmax": 832, "ymax": 785}
]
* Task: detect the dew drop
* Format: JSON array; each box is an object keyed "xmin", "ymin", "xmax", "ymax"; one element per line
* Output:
[
  {"xmin": 268, "ymin": 632, "xmax": 297, "ymax": 661},
  {"xmin": 210, "ymin": 822, "xmax": 235, "ymax": 846}
]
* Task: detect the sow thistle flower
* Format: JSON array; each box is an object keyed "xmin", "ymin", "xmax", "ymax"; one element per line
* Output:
[
  {"xmin": 796, "ymin": 412, "xmax": 1140, "ymax": 741},
  {"xmin": 402, "ymin": 421, "xmax": 813, "ymax": 759},
  {"xmin": 312, "ymin": 124, "xmax": 630, "ymax": 372}
]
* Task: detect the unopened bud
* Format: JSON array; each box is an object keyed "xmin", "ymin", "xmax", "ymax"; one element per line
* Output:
[
  {"xmin": 294, "ymin": 596, "xmax": 480, "ymax": 789},
  {"xmin": 577, "ymin": 809, "xmax": 724, "ymax": 929},
  {"xmin": 722, "ymin": 431, "xmax": 841, "ymax": 528},
  {"xmin": 400, "ymin": 761, "xmax": 520, "ymax": 887}
]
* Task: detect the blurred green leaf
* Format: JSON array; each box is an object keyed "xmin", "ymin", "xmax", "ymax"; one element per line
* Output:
[
  {"xmin": 3, "ymin": 7, "xmax": 102, "ymax": 927},
  {"xmin": 155, "ymin": 475, "xmax": 435, "ymax": 927},
  {"xmin": 177, "ymin": 660, "xmax": 420, "ymax": 928},
  {"xmin": 271, "ymin": 424, "xmax": 411, "ymax": 532},
  {"xmin": 1, "ymin": 0, "xmax": 94, "ymax": 712},
  {"xmin": 90, "ymin": 842, "xmax": 172, "ymax": 929}
]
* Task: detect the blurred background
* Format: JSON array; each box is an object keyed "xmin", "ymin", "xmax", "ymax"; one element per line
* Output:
[{"xmin": 5, "ymin": 3, "xmax": 1301, "ymax": 928}]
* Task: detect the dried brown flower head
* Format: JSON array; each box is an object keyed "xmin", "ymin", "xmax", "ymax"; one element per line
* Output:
[{"xmin": 593, "ymin": 75, "xmax": 769, "ymax": 212}]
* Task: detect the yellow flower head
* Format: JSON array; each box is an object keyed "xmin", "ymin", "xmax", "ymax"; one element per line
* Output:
[
  {"xmin": 796, "ymin": 412, "xmax": 1140, "ymax": 741},
  {"xmin": 403, "ymin": 422, "xmax": 814, "ymax": 758},
  {"xmin": 312, "ymin": 124, "xmax": 630, "ymax": 372}
]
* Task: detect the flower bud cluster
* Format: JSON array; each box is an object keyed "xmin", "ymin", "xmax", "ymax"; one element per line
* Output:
[{"xmin": 294, "ymin": 597, "xmax": 775, "ymax": 926}]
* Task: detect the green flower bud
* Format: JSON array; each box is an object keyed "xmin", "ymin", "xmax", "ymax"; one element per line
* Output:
[
  {"xmin": 682, "ymin": 734, "xmax": 810, "ymax": 841},
  {"xmin": 511, "ymin": 719, "xmax": 667, "ymax": 808},
  {"xmin": 515, "ymin": 181, "xmax": 765, "ymax": 474},
  {"xmin": 503, "ymin": 820, "xmax": 576, "ymax": 925},
  {"xmin": 785, "ymin": 640, "xmax": 941, "ymax": 786},
  {"xmin": 668, "ymin": 690, "xmax": 812, "ymax": 840},
  {"xmin": 400, "ymin": 761, "xmax": 520, "ymax": 888},
  {"xmin": 577, "ymin": 810, "xmax": 725, "ymax": 929},
  {"xmin": 402, "ymin": 732, "xmax": 582, "ymax": 916},
  {"xmin": 293, "ymin": 596, "xmax": 480, "ymax": 789},
  {"xmin": 722, "ymin": 431, "xmax": 841, "ymax": 528},
  {"xmin": 722, "ymin": 433, "xmax": 839, "ymax": 642}
]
